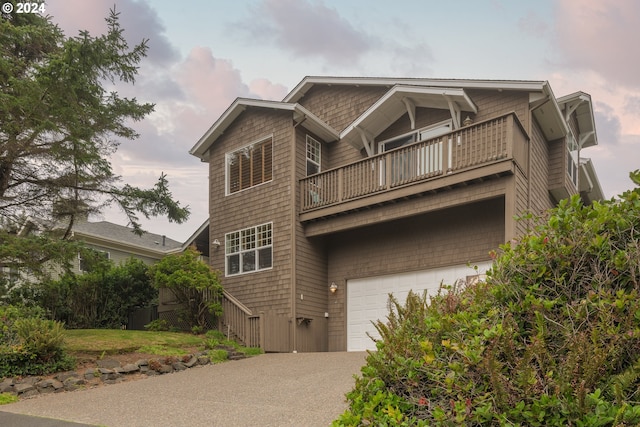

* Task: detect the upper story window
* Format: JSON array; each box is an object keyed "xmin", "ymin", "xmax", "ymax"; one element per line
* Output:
[
  {"xmin": 306, "ymin": 135, "xmax": 321, "ymax": 176},
  {"xmin": 378, "ymin": 120, "xmax": 452, "ymax": 152},
  {"xmin": 225, "ymin": 222, "xmax": 273, "ymax": 276},
  {"xmin": 226, "ymin": 137, "xmax": 273, "ymax": 195}
]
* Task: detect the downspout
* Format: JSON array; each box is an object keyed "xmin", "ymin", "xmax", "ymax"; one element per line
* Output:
[
  {"xmin": 527, "ymin": 109, "xmax": 532, "ymax": 231},
  {"xmin": 290, "ymin": 116, "xmax": 305, "ymax": 352}
]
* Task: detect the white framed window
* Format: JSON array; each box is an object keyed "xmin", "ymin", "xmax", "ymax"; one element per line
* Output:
[
  {"xmin": 306, "ymin": 135, "xmax": 321, "ymax": 176},
  {"xmin": 225, "ymin": 222, "xmax": 273, "ymax": 276},
  {"xmin": 226, "ymin": 136, "xmax": 273, "ymax": 195}
]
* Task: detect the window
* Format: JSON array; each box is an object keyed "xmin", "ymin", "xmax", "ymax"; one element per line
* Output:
[
  {"xmin": 225, "ymin": 223, "xmax": 272, "ymax": 276},
  {"xmin": 227, "ymin": 137, "xmax": 273, "ymax": 194},
  {"xmin": 306, "ymin": 135, "xmax": 321, "ymax": 176},
  {"xmin": 78, "ymin": 250, "xmax": 110, "ymax": 273}
]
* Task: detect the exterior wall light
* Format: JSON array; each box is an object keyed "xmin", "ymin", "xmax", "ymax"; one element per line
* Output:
[
  {"xmin": 329, "ymin": 282, "xmax": 338, "ymax": 293},
  {"xmin": 212, "ymin": 239, "xmax": 221, "ymax": 248}
]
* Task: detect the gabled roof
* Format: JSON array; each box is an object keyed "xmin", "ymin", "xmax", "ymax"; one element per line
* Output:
[
  {"xmin": 340, "ymin": 85, "xmax": 478, "ymax": 150},
  {"xmin": 71, "ymin": 220, "xmax": 182, "ymax": 254},
  {"xmin": 284, "ymin": 76, "xmax": 549, "ymax": 103},
  {"xmin": 557, "ymin": 92, "xmax": 597, "ymax": 148},
  {"xmin": 190, "ymin": 98, "xmax": 339, "ymax": 161},
  {"xmin": 285, "ymin": 76, "xmax": 570, "ymax": 145}
]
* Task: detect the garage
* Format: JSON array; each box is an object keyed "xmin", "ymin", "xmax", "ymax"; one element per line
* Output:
[{"xmin": 346, "ymin": 262, "xmax": 492, "ymax": 351}]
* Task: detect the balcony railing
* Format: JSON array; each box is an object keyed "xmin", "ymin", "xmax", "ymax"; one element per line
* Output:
[{"xmin": 300, "ymin": 112, "xmax": 528, "ymax": 213}]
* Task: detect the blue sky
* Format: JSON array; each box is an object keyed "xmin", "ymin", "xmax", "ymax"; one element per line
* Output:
[{"xmin": 45, "ymin": 0, "xmax": 640, "ymax": 241}]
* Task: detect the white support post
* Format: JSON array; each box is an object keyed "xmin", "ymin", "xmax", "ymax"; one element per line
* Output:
[
  {"xmin": 402, "ymin": 97, "xmax": 416, "ymax": 130},
  {"xmin": 356, "ymin": 127, "xmax": 374, "ymax": 157},
  {"xmin": 445, "ymin": 96, "xmax": 461, "ymax": 129}
]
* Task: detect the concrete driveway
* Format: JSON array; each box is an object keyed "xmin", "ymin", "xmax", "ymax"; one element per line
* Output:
[{"xmin": 0, "ymin": 352, "xmax": 367, "ymax": 427}]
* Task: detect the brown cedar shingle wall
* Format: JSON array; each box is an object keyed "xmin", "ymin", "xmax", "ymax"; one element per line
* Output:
[
  {"xmin": 298, "ymin": 85, "xmax": 388, "ymax": 132},
  {"xmin": 300, "ymin": 85, "xmax": 389, "ymax": 169},
  {"xmin": 325, "ymin": 197, "xmax": 505, "ymax": 351},
  {"xmin": 208, "ymin": 108, "xmax": 293, "ymax": 316},
  {"xmin": 292, "ymin": 127, "xmax": 329, "ymax": 352},
  {"xmin": 468, "ymin": 90, "xmax": 530, "ymax": 130},
  {"xmin": 530, "ymin": 120, "xmax": 557, "ymax": 212}
]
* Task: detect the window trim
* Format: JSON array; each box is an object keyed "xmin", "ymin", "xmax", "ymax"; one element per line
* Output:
[
  {"xmin": 306, "ymin": 135, "xmax": 321, "ymax": 176},
  {"xmin": 225, "ymin": 135, "xmax": 274, "ymax": 196},
  {"xmin": 225, "ymin": 222, "xmax": 273, "ymax": 277}
]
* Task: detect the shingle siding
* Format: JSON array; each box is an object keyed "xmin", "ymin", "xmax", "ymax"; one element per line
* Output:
[
  {"xmin": 298, "ymin": 85, "xmax": 388, "ymax": 133},
  {"xmin": 208, "ymin": 109, "xmax": 293, "ymax": 315}
]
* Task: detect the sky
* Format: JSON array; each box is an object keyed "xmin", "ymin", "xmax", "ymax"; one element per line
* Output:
[{"xmin": 42, "ymin": 0, "xmax": 640, "ymax": 242}]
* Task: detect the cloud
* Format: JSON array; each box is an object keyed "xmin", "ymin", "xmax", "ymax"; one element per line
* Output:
[
  {"xmin": 593, "ymin": 102, "xmax": 622, "ymax": 147},
  {"xmin": 624, "ymin": 96, "xmax": 640, "ymax": 117},
  {"xmin": 47, "ymin": 0, "xmax": 179, "ymax": 65},
  {"xmin": 238, "ymin": 0, "xmax": 374, "ymax": 66},
  {"xmin": 175, "ymin": 47, "xmax": 252, "ymax": 113},
  {"xmin": 586, "ymin": 134, "xmax": 640, "ymax": 199},
  {"xmin": 249, "ymin": 79, "xmax": 289, "ymax": 101},
  {"xmin": 518, "ymin": 10, "xmax": 549, "ymax": 37},
  {"xmin": 553, "ymin": 0, "xmax": 640, "ymax": 89}
]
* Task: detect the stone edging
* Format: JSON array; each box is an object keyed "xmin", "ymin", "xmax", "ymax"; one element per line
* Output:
[{"xmin": 0, "ymin": 350, "xmax": 235, "ymax": 399}]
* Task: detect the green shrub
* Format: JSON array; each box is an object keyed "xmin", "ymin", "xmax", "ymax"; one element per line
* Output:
[
  {"xmin": 335, "ymin": 170, "xmax": 640, "ymax": 426},
  {"xmin": 36, "ymin": 258, "xmax": 156, "ymax": 329},
  {"xmin": 13, "ymin": 317, "xmax": 65, "ymax": 360},
  {"xmin": 0, "ymin": 304, "xmax": 74, "ymax": 378},
  {"xmin": 148, "ymin": 248, "xmax": 223, "ymax": 330}
]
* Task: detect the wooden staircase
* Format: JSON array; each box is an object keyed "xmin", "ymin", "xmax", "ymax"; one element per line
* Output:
[{"xmin": 217, "ymin": 290, "xmax": 262, "ymax": 349}]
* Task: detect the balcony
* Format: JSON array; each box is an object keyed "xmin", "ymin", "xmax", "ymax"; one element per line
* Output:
[{"xmin": 300, "ymin": 112, "xmax": 529, "ymax": 220}]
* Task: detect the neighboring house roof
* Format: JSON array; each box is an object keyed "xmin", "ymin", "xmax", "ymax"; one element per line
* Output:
[
  {"xmin": 71, "ymin": 220, "xmax": 183, "ymax": 255},
  {"xmin": 190, "ymin": 98, "xmax": 340, "ymax": 161}
]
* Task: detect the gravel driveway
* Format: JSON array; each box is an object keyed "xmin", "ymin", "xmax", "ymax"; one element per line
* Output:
[{"xmin": 1, "ymin": 352, "xmax": 367, "ymax": 427}]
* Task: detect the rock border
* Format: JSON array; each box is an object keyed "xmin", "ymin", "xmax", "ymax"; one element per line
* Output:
[{"xmin": 0, "ymin": 349, "xmax": 244, "ymax": 399}]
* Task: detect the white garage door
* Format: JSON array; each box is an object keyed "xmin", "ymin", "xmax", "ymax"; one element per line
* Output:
[{"xmin": 346, "ymin": 262, "xmax": 492, "ymax": 351}]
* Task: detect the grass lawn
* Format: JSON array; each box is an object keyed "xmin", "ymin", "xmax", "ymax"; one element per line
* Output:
[{"xmin": 64, "ymin": 329, "xmax": 206, "ymax": 356}]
